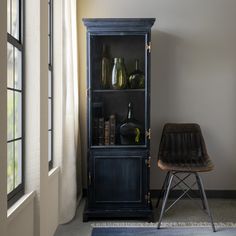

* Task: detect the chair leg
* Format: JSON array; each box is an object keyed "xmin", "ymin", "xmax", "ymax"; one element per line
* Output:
[
  {"xmin": 196, "ymin": 173, "xmax": 216, "ymax": 232},
  {"xmin": 156, "ymin": 172, "xmax": 170, "ymax": 209},
  {"xmin": 157, "ymin": 173, "xmax": 174, "ymax": 229},
  {"xmin": 195, "ymin": 173, "xmax": 206, "ymax": 210}
]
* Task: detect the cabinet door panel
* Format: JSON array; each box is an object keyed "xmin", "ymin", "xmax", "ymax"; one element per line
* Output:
[
  {"xmin": 89, "ymin": 150, "xmax": 148, "ymax": 208},
  {"xmin": 94, "ymin": 156, "xmax": 142, "ymax": 203}
]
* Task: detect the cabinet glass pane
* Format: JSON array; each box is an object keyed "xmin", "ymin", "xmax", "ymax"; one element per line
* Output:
[
  {"xmin": 90, "ymin": 35, "xmax": 147, "ymax": 147},
  {"xmin": 14, "ymin": 140, "xmax": 22, "ymax": 188},
  {"xmin": 14, "ymin": 47, "xmax": 22, "ymax": 90},
  {"xmin": 14, "ymin": 91, "xmax": 22, "ymax": 139},
  {"xmin": 7, "ymin": 142, "xmax": 14, "ymax": 194},
  {"xmin": 7, "ymin": 90, "xmax": 14, "ymax": 141},
  {"xmin": 12, "ymin": 0, "xmax": 19, "ymax": 39},
  {"xmin": 91, "ymin": 35, "xmax": 145, "ymax": 90},
  {"xmin": 92, "ymin": 92, "xmax": 145, "ymax": 146},
  {"xmin": 7, "ymin": 43, "xmax": 14, "ymax": 88}
]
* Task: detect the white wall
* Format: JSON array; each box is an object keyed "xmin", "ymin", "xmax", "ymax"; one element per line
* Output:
[
  {"xmin": 78, "ymin": 0, "xmax": 236, "ymax": 190},
  {"xmin": 7, "ymin": 193, "xmax": 35, "ymax": 236},
  {"xmin": 8, "ymin": 201, "xmax": 34, "ymax": 236}
]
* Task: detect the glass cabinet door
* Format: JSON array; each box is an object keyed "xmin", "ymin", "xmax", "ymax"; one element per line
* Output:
[{"xmin": 89, "ymin": 34, "xmax": 149, "ymax": 147}]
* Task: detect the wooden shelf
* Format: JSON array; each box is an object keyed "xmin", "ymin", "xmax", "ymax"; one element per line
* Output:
[
  {"xmin": 90, "ymin": 145, "xmax": 147, "ymax": 149},
  {"xmin": 92, "ymin": 89, "xmax": 145, "ymax": 93}
]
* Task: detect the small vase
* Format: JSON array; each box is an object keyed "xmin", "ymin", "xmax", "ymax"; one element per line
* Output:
[
  {"xmin": 128, "ymin": 59, "xmax": 145, "ymax": 89},
  {"xmin": 111, "ymin": 57, "xmax": 127, "ymax": 89},
  {"xmin": 101, "ymin": 44, "xmax": 110, "ymax": 89}
]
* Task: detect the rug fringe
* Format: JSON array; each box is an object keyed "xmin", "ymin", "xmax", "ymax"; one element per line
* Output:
[{"xmin": 92, "ymin": 222, "xmax": 236, "ymax": 228}]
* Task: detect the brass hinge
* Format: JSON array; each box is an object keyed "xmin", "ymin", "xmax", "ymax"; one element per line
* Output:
[
  {"xmin": 88, "ymin": 172, "xmax": 92, "ymax": 185},
  {"xmin": 145, "ymin": 192, "xmax": 151, "ymax": 204},
  {"xmin": 146, "ymin": 42, "xmax": 151, "ymax": 53},
  {"xmin": 145, "ymin": 156, "xmax": 151, "ymax": 168},
  {"xmin": 146, "ymin": 128, "xmax": 151, "ymax": 140}
]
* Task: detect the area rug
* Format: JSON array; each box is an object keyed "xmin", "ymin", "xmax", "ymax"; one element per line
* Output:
[{"xmin": 91, "ymin": 223, "xmax": 236, "ymax": 236}]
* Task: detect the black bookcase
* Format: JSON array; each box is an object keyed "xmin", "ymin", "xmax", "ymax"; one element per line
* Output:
[{"xmin": 83, "ymin": 18, "xmax": 155, "ymax": 221}]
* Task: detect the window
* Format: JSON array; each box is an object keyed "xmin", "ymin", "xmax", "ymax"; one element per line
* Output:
[
  {"xmin": 7, "ymin": 0, "xmax": 24, "ymax": 206},
  {"xmin": 48, "ymin": 0, "xmax": 53, "ymax": 169}
]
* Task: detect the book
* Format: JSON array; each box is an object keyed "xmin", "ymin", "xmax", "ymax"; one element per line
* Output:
[
  {"xmin": 98, "ymin": 118, "xmax": 104, "ymax": 145},
  {"xmin": 109, "ymin": 114, "xmax": 116, "ymax": 145},
  {"xmin": 104, "ymin": 120, "xmax": 110, "ymax": 145}
]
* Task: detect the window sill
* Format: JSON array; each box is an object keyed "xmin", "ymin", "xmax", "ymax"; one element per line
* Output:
[
  {"xmin": 7, "ymin": 191, "xmax": 36, "ymax": 222},
  {"xmin": 48, "ymin": 166, "xmax": 60, "ymax": 178}
]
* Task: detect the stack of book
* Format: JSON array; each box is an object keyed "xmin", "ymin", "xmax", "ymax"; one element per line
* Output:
[{"xmin": 93, "ymin": 114, "xmax": 116, "ymax": 146}]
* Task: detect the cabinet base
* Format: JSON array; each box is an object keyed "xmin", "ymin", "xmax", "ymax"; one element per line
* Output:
[{"xmin": 83, "ymin": 201, "xmax": 154, "ymax": 222}]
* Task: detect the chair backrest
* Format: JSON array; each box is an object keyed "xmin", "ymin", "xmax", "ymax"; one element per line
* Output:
[{"xmin": 158, "ymin": 123, "xmax": 208, "ymax": 163}]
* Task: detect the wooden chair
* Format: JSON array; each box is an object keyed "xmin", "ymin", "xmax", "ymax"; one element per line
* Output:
[{"xmin": 156, "ymin": 123, "xmax": 215, "ymax": 232}]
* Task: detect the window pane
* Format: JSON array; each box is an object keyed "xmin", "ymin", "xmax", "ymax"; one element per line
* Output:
[
  {"xmin": 48, "ymin": 131, "xmax": 52, "ymax": 162},
  {"xmin": 12, "ymin": 0, "xmax": 19, "ymax": 39},
  {"xmin": 7, "ymin": 90, "xmax": 14, "ymax": 141},
  {"xmin": 14, "ymin": 140, "xmax": 22, "ymax": 188},
  {"xmin": 48, "ymin": 98, "xmax": 51, "ymax": 130},
  {"xmin": 48, "ymin": 35, "xmax": 51, "ymax": 64},
  {"xmin": 14, "ymin": 91, "xmax": 22, "ymax": 139},
  {"xmin": 7, "ymin": 142, "xmax": 14, "ymax": 194},
  {"xmin": 14, "ymin": 47, "xmax": 22, "ymax": 90},
  {"xmin": 7, "ymin": 0, "xmax": 11, "ymax": 34},
  {"xmin": 48, "ymin": 70, "xmax": 51, "ymax": 97},
  {"xmin": 7, "ymin": 43, "xmax": 14, "ymax": 88},
  {"xmin": 48, "ymin": 3, "xmax": 51, "ymax": 34}
]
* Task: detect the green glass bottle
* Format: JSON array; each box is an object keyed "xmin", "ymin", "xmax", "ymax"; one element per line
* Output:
[
  {"xmin": 119, "ymin": 102, "xmax": 143, "ymax": 145},
  {"xmin": 111, "ymin": 57, "xmax": 127, "ymax": 89},
  {"xmin": 101, "ymin": 44, "xmax": 110, "ymax": 89},
  {"xmin": 128, "ymin": 59, "xmax": 145, "ymax": 89}
]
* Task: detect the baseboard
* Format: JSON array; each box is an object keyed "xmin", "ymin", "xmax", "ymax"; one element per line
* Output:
[
  {"xmin": 83, "ymin": 188, "xmax": 236, "ymax": 199},
  {"xmin": 151, "ymin": 189, "xmax": 236, "ymax": 199}
]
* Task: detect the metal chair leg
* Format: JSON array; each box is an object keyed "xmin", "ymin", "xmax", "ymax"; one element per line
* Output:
[
  {"xmin": 196, "ymin": 173, "xmax": 216, "ymax": 232},
  {"xmin": 157, "ymin": 173, "xmax": 174, "ymax": 229},
  {"xmin": 156, "ymin": 172, "xmax": 170, "ymax": 208},
  {"xmin": 195, "ymin": 173, "xmax": 206, "ymax": 210}
]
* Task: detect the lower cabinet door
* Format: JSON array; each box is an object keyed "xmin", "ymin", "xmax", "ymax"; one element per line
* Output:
[{"xmin": 88, "ymin": 150, "xmax": 149, "ymax": 209}]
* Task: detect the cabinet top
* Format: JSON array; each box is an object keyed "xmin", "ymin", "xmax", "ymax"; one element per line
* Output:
[{"xmin": 83, "ymin": 18, "xmax": 155, "ymax": 32}]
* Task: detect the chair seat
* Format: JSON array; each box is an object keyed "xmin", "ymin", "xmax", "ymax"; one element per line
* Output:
[{"xmin": 158, "ymin": 158, "xmax": 214, "ymax": 172}]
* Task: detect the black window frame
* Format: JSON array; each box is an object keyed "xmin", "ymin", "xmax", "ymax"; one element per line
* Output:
[
  {"xmin": 7, "ymin": 0, "xmax": 24, "ymax": 208},
  {"xmin": 48, "ymin": 0, "xmax": 53, "ymax": 170}
]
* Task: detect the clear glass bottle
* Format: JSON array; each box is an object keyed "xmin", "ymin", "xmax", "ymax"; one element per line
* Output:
[
  {"xmin": 111, "ymin": 57, "xmax": 127, "ymax": 89},
  {"xmin": 119, "ymin": 102, "xmax": 143, "ymax": 145},
  {"xmin": 128, "ymin": 59, "xmax": 145, "ymax": 89},
  {"xmin": 101, "ymin": 44, "xmax": 110, "ymax": 89}
]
